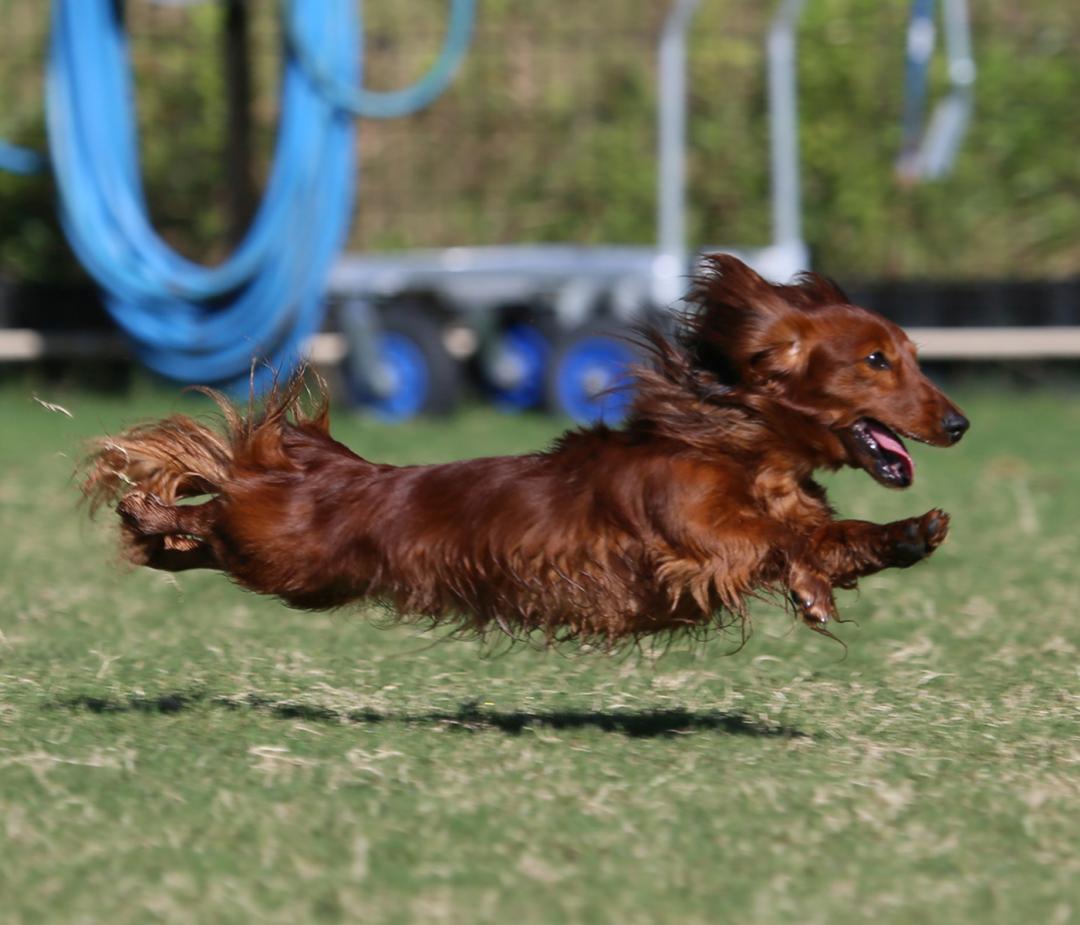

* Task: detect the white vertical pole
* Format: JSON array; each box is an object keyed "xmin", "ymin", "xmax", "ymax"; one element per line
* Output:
[
  {"xmin": 656, "ymin": 0, "xmax": 702, "ymax": 306},
  {"xmin": 767, "ymin": 0, "xmax": 806, "ymax": 253}
]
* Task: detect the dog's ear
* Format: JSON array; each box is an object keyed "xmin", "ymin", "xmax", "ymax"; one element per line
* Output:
[
  {"xmin": 744, "ymin": 313, "xmax": 812, "ymax": 383},
  {"xmin": 682, "ymin": 254, "xmax": 812, "ymax": 384},
  {"xmin": 773, "ymin": 270, "xmax": 849, "ymax": 310}
]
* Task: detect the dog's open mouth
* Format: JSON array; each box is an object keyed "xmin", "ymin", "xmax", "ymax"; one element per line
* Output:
[{"xmin": 846, "ymin": 418, "xmax": 915, "ymax": 488}]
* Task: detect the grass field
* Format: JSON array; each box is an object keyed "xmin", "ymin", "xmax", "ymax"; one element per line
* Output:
[{"xmin": 1, "ymin": 379, "xmax": 1079, "ymax": 925}]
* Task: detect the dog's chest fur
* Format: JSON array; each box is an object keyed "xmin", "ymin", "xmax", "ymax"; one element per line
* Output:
[{"xmin": 751, "ymin": 466, "xmax": 832, "ymax": 532}]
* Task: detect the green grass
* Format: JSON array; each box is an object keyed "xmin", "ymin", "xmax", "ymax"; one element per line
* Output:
[{"xmin": 1, "ymin": 381, "xmax": 1079, "ymax": 925}]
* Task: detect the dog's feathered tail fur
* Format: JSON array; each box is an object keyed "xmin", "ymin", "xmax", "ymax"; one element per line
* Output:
[{"xmin": 83, "ymin": 376, "xmax": 325, "ymax": 514}]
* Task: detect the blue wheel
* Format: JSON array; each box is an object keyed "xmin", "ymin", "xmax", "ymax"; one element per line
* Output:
[
  {"xmin": 366, "ymin": 331, "xmax": 430, "ymax": 421},
  {"xmin": 342, "ymin": 307, "xmax": 461, "ymax": 420},
  {"xmin": 485, "ymin": 322, "xmax": 553, "ymax": 412},
  {"xmin": 547, "ymin": 326, "xmax": 638, "ymax": 425}
]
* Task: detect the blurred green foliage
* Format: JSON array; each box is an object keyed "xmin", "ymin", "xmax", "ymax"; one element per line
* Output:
[{"xmin": 0, "ymin": 0, "xmax": 1076, "ymax": 284}]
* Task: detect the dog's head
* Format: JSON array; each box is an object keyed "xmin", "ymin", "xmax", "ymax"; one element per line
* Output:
[{"xmin": 683, "ymin": 255, "xmax": 968, "ymax": 488}]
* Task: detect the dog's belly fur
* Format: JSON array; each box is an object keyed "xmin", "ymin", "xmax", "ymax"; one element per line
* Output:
[{"xmin": 207, "ymin": 431, "xmax": 792, "ymax": 638}]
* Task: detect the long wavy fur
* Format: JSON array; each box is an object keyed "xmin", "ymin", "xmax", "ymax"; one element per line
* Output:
[{"xmin": 82, "ymin": 255, "xmax": 967, "ymax": 648}]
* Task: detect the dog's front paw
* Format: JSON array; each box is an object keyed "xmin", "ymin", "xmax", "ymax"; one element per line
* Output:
[{"xmin": 889, "ymin": 508, "xmax": 950, "ymax": 567}]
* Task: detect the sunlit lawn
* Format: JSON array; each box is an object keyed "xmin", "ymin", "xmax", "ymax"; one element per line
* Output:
[{"xmin": 1, "ymin": 378, "xmax": 1078, "ymax": 924}]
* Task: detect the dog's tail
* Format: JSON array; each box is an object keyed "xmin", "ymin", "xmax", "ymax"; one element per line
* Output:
[{"xmin": 81, "ymin": 371, "xmax": 330, "ymax": 512}]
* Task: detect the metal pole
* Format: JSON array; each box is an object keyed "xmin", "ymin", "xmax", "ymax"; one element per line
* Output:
[
  {"xmin": 767, "ymin": 0, "xmax": 805, "ymax": 253},
  {"xmin": 655, "ymin": 0, "xmax": 701, "ymax": 307},
  {"xmin": 943, "ymin": 0, "xmax": 975, "ymax": 88}
]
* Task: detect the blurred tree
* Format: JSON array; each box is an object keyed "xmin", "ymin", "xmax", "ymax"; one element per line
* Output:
[{"xmin": 0, "ymin": 0, "xmax": 1076, "ymax": 283}]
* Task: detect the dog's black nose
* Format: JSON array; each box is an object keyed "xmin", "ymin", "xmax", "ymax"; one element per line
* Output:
[{"xmin": 943, "ymin": 410, "xmax": 969, "ymax": 444}]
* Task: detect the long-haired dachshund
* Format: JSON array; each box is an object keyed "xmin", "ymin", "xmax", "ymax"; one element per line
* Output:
[{"xmin": 83, "ymin": 255, "xmax": 968, "ymax": 645}]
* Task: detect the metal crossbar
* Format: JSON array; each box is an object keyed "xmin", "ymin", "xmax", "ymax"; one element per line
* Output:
[{"xmin": 3, "ymin": 327, "xmax": 1080, "ymax": 364}]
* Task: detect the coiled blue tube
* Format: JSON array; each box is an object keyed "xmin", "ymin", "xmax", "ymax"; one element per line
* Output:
[
  {"xmin": 282, "ymin": 0, "xmax": 475, "ymax": 119},
  {"xmin": 45, "ymin": 0, "xmax": 472, "ymax": 391},
  {"xmin": 46, "ymin": 0, "xmax": 357, "ymax": 389}
]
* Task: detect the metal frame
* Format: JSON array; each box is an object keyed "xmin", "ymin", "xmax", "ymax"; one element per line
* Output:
[
  {"xmin": 328, "ymin": 0, "xmax": 811, "ymax": 399},
  {"xmin": 897, "ymin": 0, "xmax": 975, "ymax": 181},
  {"xmin": 0, "ymin": 1, "xmax": 811, "ymax": 378},
  {"xmin": 6, "ymin": 326, "xmax": 1080, "ymax": 364},
  {"xmin": 5, "ymin": 3, "xmax": 1016, "ymax": 374}
]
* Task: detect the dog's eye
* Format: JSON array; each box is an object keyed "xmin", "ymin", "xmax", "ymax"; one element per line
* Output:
[{"xmin": 866, "ymin": 351, "xmax": 891, "ymax": 371}]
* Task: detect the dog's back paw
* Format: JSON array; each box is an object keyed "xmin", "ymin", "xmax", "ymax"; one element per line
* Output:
[{"xmin": 117, "ymin": 490, "xmax": 179, "ymax": 536}]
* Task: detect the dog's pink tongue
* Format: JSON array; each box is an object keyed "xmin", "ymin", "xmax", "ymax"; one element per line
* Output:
[{"xmin": 869, "ymin": 423, "xmax": 915, "ymax": 473}]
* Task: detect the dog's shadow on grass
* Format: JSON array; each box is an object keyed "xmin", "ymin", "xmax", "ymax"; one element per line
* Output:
[{"xmin": 53, "ymin": 691, "xmax": 809, "ymax": 740}]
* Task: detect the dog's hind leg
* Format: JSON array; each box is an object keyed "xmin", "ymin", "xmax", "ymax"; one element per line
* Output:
[{"xmin": 117, "ymin": 490, "xmax": 222, "ymax": 572}]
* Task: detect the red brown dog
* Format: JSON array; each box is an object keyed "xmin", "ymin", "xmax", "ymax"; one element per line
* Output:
[{"xmin": 84, "ymin": 255, "xmax": 968, "ymax": 645}]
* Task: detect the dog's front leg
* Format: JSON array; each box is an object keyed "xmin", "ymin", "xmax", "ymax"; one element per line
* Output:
[
  {"xmin": 787, "ymin": 559, "xmax": 837, "ymax": 629},
  {"xmin": 810, "ymin": 509, "xmax": 950, "ymax": 588}
]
